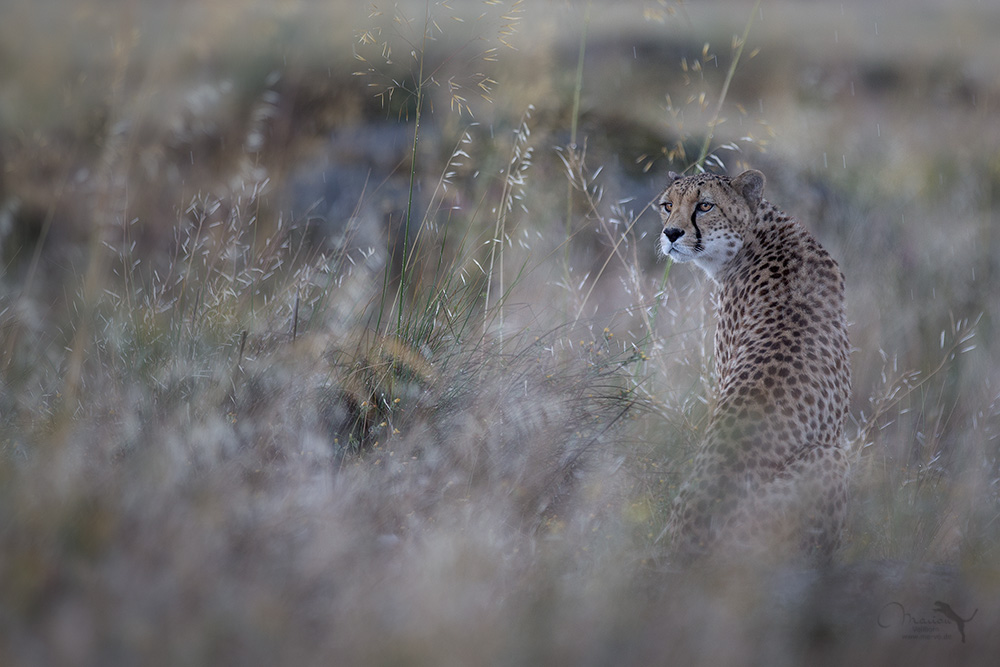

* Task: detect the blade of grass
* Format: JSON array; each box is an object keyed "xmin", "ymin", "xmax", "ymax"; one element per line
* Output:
[
  {"xmin": 693, "ymin": 0, "xmax": 761, "ymax": 170},
  {"xmin": 398, "ymin": 18, "xmax": 428, "ymax": 333},
  {"xmin": 563, "ymin": 2, "xmax": 590, "ymax": 271}
]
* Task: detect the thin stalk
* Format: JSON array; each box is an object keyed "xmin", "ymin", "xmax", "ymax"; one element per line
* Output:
[
  {"xmin": 398, "ymin": 43, "xmax": 426, "ymax": 333},
  {"xmin": 563, "ymin": 3, "xmax": 590, "ymax": 267},
  {"xmin": 694, "ymin": 0, "xmax": 760, "ymax": 169},
  {"xmin": 380, "ymin": 1, "xmax": 432, "ymax": 335},
  {"xmin": 484, "ymin": 188, "xmax": 507, "ymax": 343},
  {"xmin": 569, "ymin": 3, "xmax": 589, "ymax": 148},
  {"xmin": 646, "ymin": 258, "xmax": 673, "ymax": 337},
  {"xmin": 485, "ymin": 110, "xmax": 533, "ymax": 344},
  {"xmin": 374, "ymin": 215, "xmax": 394, "ymax": 334}
]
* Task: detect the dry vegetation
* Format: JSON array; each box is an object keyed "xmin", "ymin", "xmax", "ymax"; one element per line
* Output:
[{"xmin": 2, "ymin": 0, "xmax": 1000, "ymax": 664}]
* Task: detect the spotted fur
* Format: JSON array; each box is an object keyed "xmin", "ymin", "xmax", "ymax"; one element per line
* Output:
[{"xmin": 657, "ymin": 169, "xmax": 851, "ymax": 564}]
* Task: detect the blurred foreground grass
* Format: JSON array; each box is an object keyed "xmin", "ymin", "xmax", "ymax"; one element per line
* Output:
[{"xmin": 2, "ymin": 1, "xmax": 1000, "ymax": 664}]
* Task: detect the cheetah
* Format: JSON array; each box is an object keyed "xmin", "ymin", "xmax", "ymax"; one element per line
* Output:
[{"xmin": 655, "ymin": 169, "xmax": 851, "ymax": 564}]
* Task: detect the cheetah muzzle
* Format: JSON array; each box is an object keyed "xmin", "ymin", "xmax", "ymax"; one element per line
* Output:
[{"xmin": 656, "ymin": 169, "xmax": 851, "ymax": 565}]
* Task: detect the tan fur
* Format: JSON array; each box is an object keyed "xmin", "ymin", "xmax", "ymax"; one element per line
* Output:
[{"xmin": 657, "ymin": 170, "xmax": 851, "ymax": 564}]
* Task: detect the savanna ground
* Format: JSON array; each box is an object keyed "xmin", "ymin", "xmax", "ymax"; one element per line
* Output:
[{"xmin": 2, "ymin": 0, "xmax": 999, "ymax": 664}]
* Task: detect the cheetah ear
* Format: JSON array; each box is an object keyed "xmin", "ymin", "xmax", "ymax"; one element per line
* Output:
[
  {"xmin": 731, "ymin": 169, "xmax": 765, "ymax": 210},
  {"xmin": 667, "ymin": 171, "xmax": 682, "ymax": 184}
]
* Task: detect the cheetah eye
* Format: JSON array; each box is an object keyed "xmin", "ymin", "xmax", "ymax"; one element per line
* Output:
[
  {"xmin": 696, "ymin": 202, "xmax": 715, "ymax": 213},
  {"xmin": 661, "ymin": 201, "xmax": 673, "ymax": 213}
]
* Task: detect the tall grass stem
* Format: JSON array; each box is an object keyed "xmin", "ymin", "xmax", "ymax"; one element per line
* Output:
[
  {"xmin": 693, "ymin": 0, "xmax": 761, "ymax": 170},
  {"xmin": 563, "ymin": 3, "xmax": 590, "ymax": 269},
  {"xmin": 397, "ymin": 20, "xmax": 428, "ymax": 333}
]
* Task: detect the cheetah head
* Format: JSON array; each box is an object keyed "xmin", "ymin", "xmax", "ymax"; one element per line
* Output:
[{"xmin": 657, "ymin": 169, "xmax": 765, "ymax": 280}]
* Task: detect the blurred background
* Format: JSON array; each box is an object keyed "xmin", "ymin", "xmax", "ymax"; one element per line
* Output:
[{"xmin": 2, "ymin": 0, "xmax": 999, "ymax": 664}]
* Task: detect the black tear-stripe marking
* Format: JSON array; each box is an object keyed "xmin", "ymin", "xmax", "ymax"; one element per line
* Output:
[{"xmin": 690, "ymin": 188, "xmax": 703, "ymax": 250}]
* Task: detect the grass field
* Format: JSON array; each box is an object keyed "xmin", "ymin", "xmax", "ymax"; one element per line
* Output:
[{"xmin": 2, "ymin": 0, "xmax": 1000, "ymax": 664}]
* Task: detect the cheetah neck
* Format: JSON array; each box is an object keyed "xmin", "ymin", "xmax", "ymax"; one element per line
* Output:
[{"xmin": 717, "ymin": 200, "xmax": 792, "ymax": 286}]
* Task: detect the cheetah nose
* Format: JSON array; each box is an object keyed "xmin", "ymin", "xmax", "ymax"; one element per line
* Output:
[{"xmin": 663, "ymin": 227, "xmax": 684, "ymax": 243}]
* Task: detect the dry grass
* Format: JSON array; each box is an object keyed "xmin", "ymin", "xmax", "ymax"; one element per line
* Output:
[{"xmin": 2, "ymin": 1, "xmax": 1000, "ymax": 664}]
